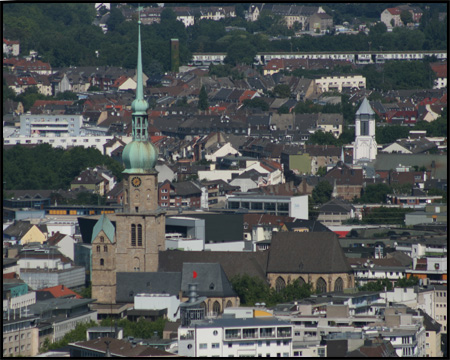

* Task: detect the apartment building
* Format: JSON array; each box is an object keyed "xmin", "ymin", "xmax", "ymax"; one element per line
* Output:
[{"xmin": 178, "ymin": 317, "xmax": 293, "ymax": 357}]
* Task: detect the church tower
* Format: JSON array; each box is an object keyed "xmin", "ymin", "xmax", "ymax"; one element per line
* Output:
[
  {"xmin": 353, "ymin": 97, "xmax": 377, "ymax": 164},
  {"xmin": 91, "ymin": 11, "xmax": 165, "ymax": 305}
]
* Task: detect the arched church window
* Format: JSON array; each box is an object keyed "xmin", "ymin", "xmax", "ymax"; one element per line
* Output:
[
  {"xmin": 334, "ymin": 277, "xmax": 344, "ymax": 292},
  {"xmin": 316, "ymin": 277, "xmax": 327, "ymax": 293},
  {"xmin": 137, "ymin": 224, "xmax": 143, "ymax": 246},
  {"xmin": 96, "ymin": 245, "xmax": 100, "ymax": 252},
  {"xmin": 275, "ymin": 276, "xmax": 286, "ymax": 293},
  {"xmin": 226, "ymin": 300, "xmax": 233, "ymax": 308},
  {"xmin": 100, "ymin": 236, "xmax": 104, "ymax": 243},
  {"xmin": 104, "ymin": 245, "xmax": 108, "ymax": 253},
  {"xmin": 212, "ymin": 301, "xmax": 221, "ymax": 315},
  {"xmin": 100, "ymin": 258, "xmax": 104, "ymax": 266},
  {"xmin": 131, "ymin": 224, "xmax": 136, "ymax": 246},
  {"xmin": 297, "ymin": 277, "xmax": 306, "ymax": 286}
]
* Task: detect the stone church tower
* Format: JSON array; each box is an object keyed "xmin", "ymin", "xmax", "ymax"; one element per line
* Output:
[
  {"xmin": 91, "ymin": 14, "xmax": 165, "ymax": 305},
  {"xmin": 353, "ymin": 97, "xmax": 377, "ymax": 164}
]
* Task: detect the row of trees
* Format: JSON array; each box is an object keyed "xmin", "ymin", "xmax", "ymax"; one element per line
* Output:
[
  {"xmin": 357, "ymin": 275, "xmax": 419, "ymax": 292},
  {"xmin": 231, "ymin": 274, "xmax": 313, "ymax": 307},
  {"xmin": 3, "ymin": 3, "xmax": 446, "ymax": 72},
  {"xmin": 39, "ymin": 317, "xmax": 167, "ymax": 353},
  {"xmin": 3, "ymin": 144, "xmax": 124, "ymax": 192}
]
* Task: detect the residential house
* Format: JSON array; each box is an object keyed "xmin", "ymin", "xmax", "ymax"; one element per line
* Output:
[
  {"xmin": 324, "ymin": 162, "xmax": 363, "ymax": 200},
  {"xmin": 430, "ymin": 62, "xmax": 447, "ymax": 89},
  {"xmin": 36, "ymin": 284, "xmax": 83, "ymax": 301},
  {"xmin": 3, "ymin": 38, "xmax": 20, "ymax": 56},
  {"xmin": 316, "ymin": 113, "xmax": 343, "ymax": 138},
  {"xmin": 317, "ymin": 199, "xmax": 356, "ymax": 226},
  {"xmin": 70, "ymin": 169, "xmax": 107, "ymax": 196},
  {"xmin": 309, "ymin": 12, "xmax": 333, "ymax": 32},
  {"xmin": 46, "ymin": 232, "xmax": 76, "ymax": 261},
  {"xmin": 3, "ymin": 221, "xmax": 48, "ymax": 245},
  {"xmin": 158, "ymin": 180, "xmax": 204, "ymax": 209},
  {"xmin": 381, "ymin": 7, "xmax": 403, "ymax": 29}
]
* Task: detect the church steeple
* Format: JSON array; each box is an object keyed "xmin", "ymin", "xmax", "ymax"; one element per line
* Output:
[
  {"xmin": 122, "ymin": 8, "xmax": 158, "ymax": 174},
  {"xmin": 131, "ymin": 7, "xmax": 149, "ymax": 139}
]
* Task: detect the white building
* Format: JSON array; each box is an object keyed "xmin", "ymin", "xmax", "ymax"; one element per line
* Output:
[
  {"xmin": 134, "ymin": 293, "xmax": 180, "ymax": 322},
  {"xmin": 353, "ymin": 98, "xmax": 377, "ymax": 164},
  {"xmin": 227, "ymin": 193, "xmax": 308, "ymax": 219},
  {"xmin": 315, "ymin": 75, "xmax": 366, "ymax": 93},
  {"xmin": 3, "ymin": 134, "xmax": 115, "ymax": 152},
  {"xmin": 19, "ymin": 114, "xmax": 83, "ymax": 137},
  {"xmin": 178, "ymin": 317, "xmax": 293, "ymax": 357}
]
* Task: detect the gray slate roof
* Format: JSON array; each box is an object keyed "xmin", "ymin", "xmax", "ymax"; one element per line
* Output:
[
  {"xmin": 159, "ymin": 250, "xmax": 269, "ymax": 281},
  {"xmin": 116, "ymin": 272, "xmax": 182, "ymax": 303},
  {"xmin": 181, "ymin": 263, "xmax": 237, "ymax": 298},
  {"xmin": 267, "ymin": 232, "xmax": 352, "ymax": 274}
]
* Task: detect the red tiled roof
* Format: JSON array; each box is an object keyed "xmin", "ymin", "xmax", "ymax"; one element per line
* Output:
[
  {"xmin": 3, "ymin": 38, "xmax": 20, "ymax": 45},
  {"xmin": 3, "ymin": 273, "xmax": 17, "ymax": 279},
  {"xmin": 430, "ymin": 63, "xmax": 447, "ymax": 78},
  {"xmin": 37, "ymin": 284, "xmax": 82, "ymax": 299},
  {"xmin": 47, "ymin": 231, "xmax": 66, "ymax": 246},
  {"xmin": 387, "ymin": 7, "xmax": 402, "ymax": 15},
  {"xmin": 33, "ymin": 100, "xmax": 74, "ymax": 107}
]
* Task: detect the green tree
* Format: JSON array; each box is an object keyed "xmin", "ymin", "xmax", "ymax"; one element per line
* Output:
[
  {"xmin": 55, "ymin": 91, "xmax": 78, "ymax": 100},
  {"xmin": 395, "ymin": 276, "xmax": 419, "ymax": 288},
  {"xmin": 312, "ymin": 180, "xmax": 333, "ymax": 204},
  {"xmin": 224, "ymin": 39, "xmax": 256, "ymax": 66},
  {"xmin": 400, "ymin": 10, "xmax": 413, "ymax": 26},
  {"xmin": 316, "ymin": 166, "xmax": 327, "ymax": 177},
  {"xmin": 357, "ymin": 278, "xmax": 393, "ymax": 292},
  {"xmin": 243, "ymin": 98, "xmax": 269, "ymax": 111},
  {"xmin": 307, "ymin": 130, "xmax": 339, "ymax": 146},
  {"xmin": 376, "ymin": 125, "xmax": 410, "ymax": 144},
  {"xmin": 359, "ymin": 183, "xmax": 392, "ymax": 203},
  {"xmin": 277, "ymin": 105, "xmax": 289, "ymax": 114},
  {"xmin": 198, "ymin": 85, "xmax": 208, "ymax": 111},
  {"xmin": 273, "ymin": 84, "xmax": 291, "ymax": 98},
  {"xmin": 107, "ymin": 6, "xmax": 125, "ymax": 33},
  {"xmin": 230, "ymin": 274, "xmax": 271, "ymax": 306}
]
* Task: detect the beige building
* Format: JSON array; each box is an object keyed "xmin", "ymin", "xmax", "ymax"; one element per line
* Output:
[
  {"xmin": 316, "ymin": 75, "xmax": 366, "ymax": 93},
  {"xmin": 418, "ymin": 285, "xmax": 447, "ymax": 334},
  {"xmin": 3, "ymin": 316, "xmax": 40, "ymax": 357}
]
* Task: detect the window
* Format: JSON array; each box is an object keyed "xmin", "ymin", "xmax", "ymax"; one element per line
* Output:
[
  {"xmin": 213, "ymin": 330, "xmax": 218, "ymax": 336},
  {"xmin": 100, "ymin": 258, "xmax": 104, "ymax": 266},
  {"xmin": 199, "ymin": 343, "xmax": 207, "ymax": 349},
  {"xmin": 212, "ymin": 343, "xmax": 220, "ymax": 349},
  {"xmin": 334, "ymin": 277, "xmax": 344, "ymax": 292},
  {"xmin": 104, "ymin": 245, "xmax": 108, "ymax": 252},
  {"xmin": 131, "ymin": 224, "xmax": 136, "ymax": 246},
  {"xmin": 316, "ymin": 277, "xmax": 327, "ymax": 293},
  {"xmin": 276, "ymin": 277, "xmax": 286, "ymax": 292},
  {"xmin": 100, "ymin": 236, "xmax": 104, "ymax": 243},
  {"xmin": 96, "ymin": 245, "xmax": 100, "ymax": 252},
  {"xmin": 137, "ymin": 224, "xmax": 143, "ymax": 246}
]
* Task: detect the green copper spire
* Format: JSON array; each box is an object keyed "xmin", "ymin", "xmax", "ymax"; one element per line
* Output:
[
  {"xmin": 122, "ymin": 6, "xmax": 158, "ymax": 173},
  {"xmin": 131, "ymin": 6, "xmax": 149, "ymax": 117}
]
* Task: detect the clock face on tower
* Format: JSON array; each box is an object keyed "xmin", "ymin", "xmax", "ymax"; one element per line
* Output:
[{"xmin": 131, "ymin": 177, "xmax": 142, "ymax": 188}]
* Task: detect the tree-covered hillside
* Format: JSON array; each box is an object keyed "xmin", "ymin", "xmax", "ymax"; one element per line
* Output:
[
  {"xmin": 3, "ymin": 3, "xmax": 447, "ymax": 72},
  {"xmin": 3, "ymin": 144, "xmax": 124, "ymax": 191}
]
